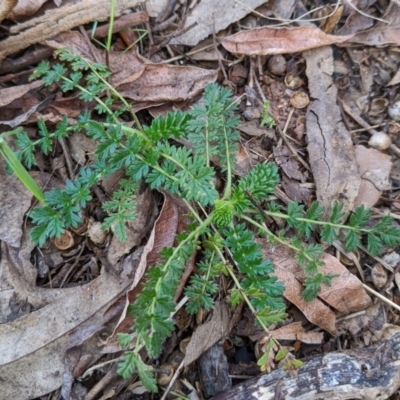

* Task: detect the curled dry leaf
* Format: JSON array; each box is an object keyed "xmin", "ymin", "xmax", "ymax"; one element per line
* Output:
[
  {"xmin": 0, "ymin": 80, "xmax": 43, "ymax": 108},
  {"xmin": 117, "ymin": 64, "xmax": 218, "ymax": 102},
  {"xmin": 220, "ymin": 26, "xmax": 353, "ymax": 56},
  {"xmin": 271, "ymin": 322, "xmax": 324, "ymax": 344}
]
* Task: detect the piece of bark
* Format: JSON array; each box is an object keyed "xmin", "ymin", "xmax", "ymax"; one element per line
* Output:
[
  {"xmin": 0, "ymin": 0, "xmax": 145, "ymax": 60},
  {"xmin": 199, "ymin": 344, "xmax": 232, "ymax": 399},
  {"xmin": 212, "ymin": 330, "xmax": 400, "ymax": 400},
  {"xmin": 304, "ymin": 46, "xmax": 360, "ymax": 216}
]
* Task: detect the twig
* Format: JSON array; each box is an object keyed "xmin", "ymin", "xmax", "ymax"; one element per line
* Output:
[
  {"xmin": 147, "ymin": 22, "xmax": 197, "ymax": 57},
  {"xmin": 59, "ymin": 244, "xmax": 85, "ymax": 288},
  {"xmin": 58, "ymin": 137, "xmax": 75, "ymax": 180},
  {"xmin": 277, "ymin": 107, "xmax": 311, "ymax": 171},
  {"xmin": 363, "ymin": 283, "xmax": 400, "ymax": 312},
  {"xmin": 153, "ymin": 14, "xmax": 178, "ymax": 32}
]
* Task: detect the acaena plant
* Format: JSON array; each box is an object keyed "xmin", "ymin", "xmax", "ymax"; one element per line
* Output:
[{"xmin": 1, "ymin": 48, "xmax": 400, "ymax": 391}]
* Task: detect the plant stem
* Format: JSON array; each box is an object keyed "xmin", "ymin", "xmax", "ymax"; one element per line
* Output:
[
  {"xmin": 221, "ymin": 116, "xmax": 232, "ymax": 200},
  {"xmin": 262, "ymin": 209, "xmax": 372, "ymax": 234},
  {"xmin": 212, "ymin": 244, "xmax": 271, "ymax": 333},
  {"xmin": 240, "ymin": 214, "xmax": 316, "ymax": 264}
]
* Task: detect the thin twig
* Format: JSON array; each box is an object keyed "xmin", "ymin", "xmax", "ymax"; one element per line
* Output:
[
  {"xmin": 59, "ymin": 244, "xmax": 85, "ymax": 288},
  {"xmin": 363, "ymin": 283, "xmax": 400, "ymax": 312},
  {"xmin": 277, "ymin": 107, "xmax": 311, "ymax": 171},
  {"xmin": 58, "ymin": 137, "xmax": 75, "ymax": 180}
]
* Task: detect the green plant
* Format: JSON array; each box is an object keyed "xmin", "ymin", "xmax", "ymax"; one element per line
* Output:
[
  {"xmin": 260, "ymin": 100, "xmax": 276, "ymax": 128},
  {"xmin": 2, "ymin": 48, "xmax": 400, "ymax": 392}
]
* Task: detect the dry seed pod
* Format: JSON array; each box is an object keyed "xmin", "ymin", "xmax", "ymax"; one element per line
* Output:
[
  {"xmin": 268, "ymin": 55, "xmax": 286, "ymax": 75},
  {"xmin": 339, "ymin": 250, "xmax": 360, "ymax": 266},
  {"xmin": 179, "ymin": 337, "xmax": 191, "ymax": 354},
  {"xmin": 284, "ymin": 72, "xmax": 304, "ymax": 89},
  {"xmin": 156, "ymin": 364, "xmax": 175, "ymax": 386},
  {"xmin": 368, "ymin": 131, "xmax": 392, "ymax": 150},
  {"xmin": 290, "ymin": 92, "xmax": 309, "ymax": 109},
  {"xmin": 371, "ymin": 263, "xmax": 388, "ymax": 290},
  {"xmin": 369, "ymin": 97, "xmax": 388, "ymax": 116},
  {"xmin": 335, "ymin": 76, "xmax": 350, "ymax": 90},
  {"xmin": 54, "ymin": 230, "xmax": 74, "ymax": 250}
]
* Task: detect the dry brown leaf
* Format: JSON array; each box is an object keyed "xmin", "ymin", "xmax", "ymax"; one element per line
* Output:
[
  {"xmin": 184, "ymin": 301, "xmax": 230, "ymax": 366},
  {"xmin": 170, "ymin": 0, "xmax": 268, "ymax": 47},
  {"xmin": 237, "ymin": 120, "xmax": 276, "ymax": 138},
  {"xmin": 45, "ymin": 31, "xmax": 146, "ymax": 87},
  {"xmin": 117, "ymin": 64, "xmax": 218, "ymax": 102},
  {"xmin": 0, "ymin": 160, "xmax": 34, "ymax": 247},
  {"xmin": 274, "ymin": 145, "xmax": 308, "ymax": 182},
  {"xmin": 220, "ymin": 26, "xmax": 352, "ymax": 56},
  {"xmin": 0, "ymin": 243, "xmax": 137, "ymax": 398},
  {"xmin": 354, "ymin": 145, "xmax": 392, "ymax": 208},
  {"xmin": 305, "ymin": 46, "xmax": 360, "ymax": 216},
  {"xmin": 345, "ymin": 2, "xmax": 400, "ymax": 46},
  {"xmin": 68, "ymin": 131, "xmax": 97, "ymax": 165},
  {"xmin": 261, "ymin": 242, "xmax": 371, "ymax": 335},
  {"xmin": 306, "ymin": 253, "xmax": 371, "ymax": 314},
  {"xmin": 45, "ymin": 30, "xmax": 215, "ymax": 103},
  {"xmin": 0, "ymin": 80, "xmax": 42, "ymax": 108},
  {"xmin": 271, "ymin": 322, "xmax": 324, "ymax": 344},
  {"xmin": 338, "ymin": 12, "xmax": 374, "ymax": 36},
  {"xmin": 272, "ymin": 254, "xmax": 337, "ymax": 336},
  {"xmin": 7, "ymin": 0, "xmax": 48, "ymax": 20}
]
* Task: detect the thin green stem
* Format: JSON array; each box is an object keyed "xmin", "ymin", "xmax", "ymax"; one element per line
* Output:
[
  {"xmin": 240, "ymin": 214, "xmax": 315, "ymax": 263},
  {"xmin": 262, "ymin": 209, "xmax": 372, "ymax": 234},
  {"xmin": 84, "ymin": 59, "xmax": 143, "ymax": 130},
  {"xmin": 212, "ymin": 244, "xmax": 270, "ymax": 333},
  {"xmin": 205, "ymin": 118, "xmax": 210, "ymax": 167},
  {"xmin": 221, "ymin": 116, "xmax": 232, "ymax": 200},
  {"xmin": 106, "ymin": 0, "xmax": 116, "ymax": 52}
]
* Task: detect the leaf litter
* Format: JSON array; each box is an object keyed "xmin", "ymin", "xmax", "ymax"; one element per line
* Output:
[{"xmin": 2, "ymin": 0, "xmax": 400, "ymax": 398}]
